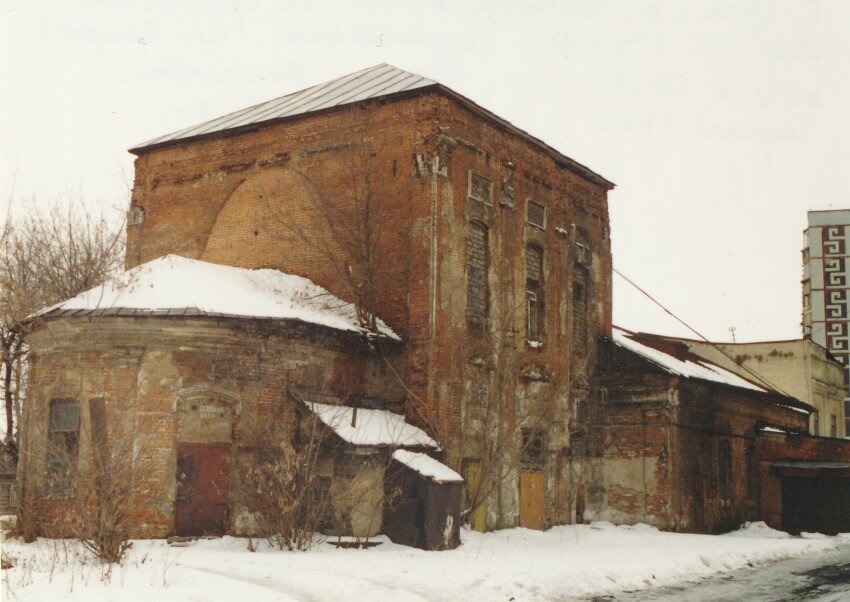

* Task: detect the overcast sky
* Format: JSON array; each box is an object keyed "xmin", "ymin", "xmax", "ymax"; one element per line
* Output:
[{"xmin": 2, "ymin": 0, "xmax": 848, "ymax": 342}]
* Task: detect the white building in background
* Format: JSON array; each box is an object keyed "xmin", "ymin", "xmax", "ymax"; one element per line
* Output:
[{"xmin": 802, "ymin": 209, "xmax": 850, "ymax": 436}]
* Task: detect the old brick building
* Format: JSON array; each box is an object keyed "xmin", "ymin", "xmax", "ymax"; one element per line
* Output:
[
  {"xmin": 19, "ymin": 64, "xmax": 615, "ymax": 537},
  {"xmin": 596, "ymin": 328, "xmax": 850, "ymax": 534},
  {"xmin": 668, "ymin": 337, "xmax": 847, "ymax": 439}
]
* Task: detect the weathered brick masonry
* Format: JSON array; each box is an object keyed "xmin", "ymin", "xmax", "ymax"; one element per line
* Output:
[
  {"xmin": 19, "ymin": 317, "xmax": 403, "ymax": 537},
  {"xmin": 595, "ymin": 334, "xmax": 814, "ymax": 533},
  {"xmin": 123, "ymin": 80, "xmax": 614, "ymax": 529}
]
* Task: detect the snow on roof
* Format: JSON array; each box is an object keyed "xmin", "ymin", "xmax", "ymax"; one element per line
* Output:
[
  {"xmin": 302, "ymin": 401, "xmax": 437, "ymax": 448},
  {"xmin": 758, "ymin": 426, "xmax": 788, "ymax": 434},
  {"xmin": 392, "ymin": 449, "xmax": 463, "ymax": 484},
  {"xmin": 33, "ymin": 255, "xmax": 399, "ymax": 340},
  {"xmin": 133, "ymin": 64, "xmax": 436, "ymax": 151},
  {"xmin": 612, "ymin": 327, "xmax": 767, "ymax": 393}
]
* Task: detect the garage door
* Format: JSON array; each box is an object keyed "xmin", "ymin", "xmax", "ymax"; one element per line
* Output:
[{"xmin": 782, "ymin": 477, "xmax": 850, "ymax": 535}]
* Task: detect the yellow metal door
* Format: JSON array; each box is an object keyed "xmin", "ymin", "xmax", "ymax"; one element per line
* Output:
[{"xmin": 519, "ymin": 472, "xmax": 545, "ymax": 530}]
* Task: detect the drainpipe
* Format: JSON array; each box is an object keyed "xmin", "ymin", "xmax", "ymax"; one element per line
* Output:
[
  {"xmin": 427, "ymin": 152, "xmax": 440, "ymax": 415},
  {"xmin": 642, "ymin": 407, "xmax": 648, "ymax": 521}
]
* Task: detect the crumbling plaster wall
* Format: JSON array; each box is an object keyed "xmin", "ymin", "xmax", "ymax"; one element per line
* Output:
[
  {"xmin": 424, "ymin": 95, "xmax": 612, "ymax": 529},
  {"xmin": 592, "ymin": 361, "xmax": 811, "ymax": 533},
  {"xmin": 21, "ymin": 316, "xmax": 403, "ymax": 538}
]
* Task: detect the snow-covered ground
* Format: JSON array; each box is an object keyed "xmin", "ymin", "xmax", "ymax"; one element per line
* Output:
[{"xmin": 1, "ymin": 522, "xmax": 845, "ymax": 601}]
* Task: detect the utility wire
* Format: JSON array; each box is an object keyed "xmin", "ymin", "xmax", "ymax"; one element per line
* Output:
[{"xmin": 613, "ymin": 267, "xmax": 798, "ymax": 400}]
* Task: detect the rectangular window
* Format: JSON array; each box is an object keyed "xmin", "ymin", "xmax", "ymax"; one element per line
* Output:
[
  {"xmin": 526, "ymin": 200, "xmax": 546, "ymax": 229},
  {"xmin": 468, "ymin": 172, "xmax": 492, "ymax": 204},
  {"xmin": 521, "ymin": 429, "xmax": 545, "ymax": 471},
  {"xmin": 466, "ymin": 221, "xmax": 489, "ymax": 326},
  {"xmin": 572, "ymin": 264, "xmax": 588, "ymax": 351},
  {"xmin": 830, "ymin": 415, "xmax": 837, "ymax": 438},
  {"xmin": 526, "ymin": 290, "xmax": 539, "ymax": 341},
  {"xmin": 47, "ymin": 398, "xmax": 80, "ymax": 494},
  {"xmin": 526, "ymin": 245, "xmax": 544, "ymax": 341}
]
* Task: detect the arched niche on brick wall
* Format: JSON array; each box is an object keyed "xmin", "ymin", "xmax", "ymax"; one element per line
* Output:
[
  {"xmin": 175, "ymin": 386, "xmax": 240, "ymax": 444},
  {"xmin": 200, "ymin": 167, "xmax": 319, "ymax": 270}
]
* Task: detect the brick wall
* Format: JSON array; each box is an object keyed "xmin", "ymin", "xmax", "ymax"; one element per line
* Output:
[
  {"xmin": 595, "ymin": 342, "xmax": 811, "ymax": 533},
  {"xmin": 122, "ymin": 89, "xmax": 613, "ymax": 529},
  {"xmin": 19, "ymin": 317, "xmax": 404, "ymax": 537}
]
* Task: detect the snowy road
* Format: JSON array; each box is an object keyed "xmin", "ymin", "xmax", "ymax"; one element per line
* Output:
[{"xmin": 607, "ymin": 544, "xmax": 850, "ymax": 601}]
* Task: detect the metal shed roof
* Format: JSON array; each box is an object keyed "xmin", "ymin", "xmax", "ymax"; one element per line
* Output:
[{"xmin": 133, "ymin": 64, "xmax": 436, "ymax": 150}]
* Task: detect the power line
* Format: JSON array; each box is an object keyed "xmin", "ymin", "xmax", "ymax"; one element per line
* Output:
[{"xmin": 613, "ymin": 267, "xmax": 797, "ymax": 400}]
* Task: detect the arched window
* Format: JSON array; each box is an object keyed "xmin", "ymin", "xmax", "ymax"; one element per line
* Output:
[
  {"xmin": 47, "ymin": 398, "xmax": 80, "ymax": 494},
  {"xmin": 466, "ymin": 221, "xmax": 489, "ymax": 326},
  {"xmin": 747, "ymin": 444, "xmax": 758, "ymax": 500},
  {"xmin": 526, "ymin": 244, "xmax": 544, "ymax": 341}
]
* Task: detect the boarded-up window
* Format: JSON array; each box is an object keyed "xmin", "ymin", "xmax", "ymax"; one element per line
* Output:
[
  {"xmin": 468, "ymin": 172, "xmax": 492, "ymax": 204},
  {"xmin": 89, "ymin": 397, "xmax": 109, "ymax": 471},
  {"xmin": 47, "ymin": 399, "xmax": 80, "ymax": 494},
  {"xmin": 572, "ymin": 264, "xmax": 588, "ymax": 351},
  {"xmin": 526, "ymin": 245, "xmax": 544, "ymax": 341},
  {"xmin": 466, "ymin": 221, "xmax": 489, "ymax": 326},
  {"xmin": 526, "ymin": 200, "xmax": 546, "ymax": 229},
  {"xmin": 718, "ymin": 439, "xmax": 732, "ymax": 500},
  {"xmin": 521, "ymin": 429, "xmax": 545, "ymax": 471}
]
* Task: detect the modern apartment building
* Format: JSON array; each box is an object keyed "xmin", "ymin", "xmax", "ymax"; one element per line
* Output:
[{"xmin": 802, "ymin": 209, "xmax": 850, "ymax": 435}]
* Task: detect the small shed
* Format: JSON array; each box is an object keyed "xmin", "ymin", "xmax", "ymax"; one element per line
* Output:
[{"xmin": 383, "ymin": 449, "xmax": 463, "ymax": 550}]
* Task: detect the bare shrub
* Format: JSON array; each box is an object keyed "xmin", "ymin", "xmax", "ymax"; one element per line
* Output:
[
  {"xmin": 1, "ymin": 199, "xmax": 124, "ymax": 446},
  {"xmin": 240, "ymin": 404, "xmax": 330, "ymax": 550},
  {"xmin": 70, "ymin": 397, "xmax": 143, "ymax": 563},
  {"xmin": 12, "ymin": 482, "xmax": 42, "ymax": 542}
]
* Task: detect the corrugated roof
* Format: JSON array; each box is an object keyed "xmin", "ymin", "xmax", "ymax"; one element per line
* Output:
[{"xmin": 133, "ymin": 64, "xmax": 436, "ymax": 150}]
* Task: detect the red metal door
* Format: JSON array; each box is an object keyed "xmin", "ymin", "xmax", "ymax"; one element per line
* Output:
[{"xmin": 175, "ymin": 444, "xmax": 228, "ymax": 536}]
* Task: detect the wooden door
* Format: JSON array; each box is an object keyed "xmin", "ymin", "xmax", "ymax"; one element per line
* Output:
[
  {"xmin": 464, "ymin": 461, "xmax": 486, "ymax": 532},
  {"xmin": 519, "ymin": 472, "xmax": 545, "ymax": 530},
  {"xmin": 175, "ymin": 444, "xmax": 228, "ymax": 536}
]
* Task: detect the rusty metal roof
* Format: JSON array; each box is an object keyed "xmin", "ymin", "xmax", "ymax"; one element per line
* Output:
[{"xmin": 133, "ymin": 64, "xmax": 436, "ymax": 151}]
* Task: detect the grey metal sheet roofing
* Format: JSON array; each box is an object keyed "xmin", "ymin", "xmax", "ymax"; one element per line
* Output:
[
  {"xmin": 772, "ymin": 461, "xmax": 850, "ymax": 470},
  {"xmin": 134, "ymin": 64, "xmax": 437, "ymax": 150},
  {"xmin": 130, "ymin": 63, "xmax": 615, "ymax": 189}
]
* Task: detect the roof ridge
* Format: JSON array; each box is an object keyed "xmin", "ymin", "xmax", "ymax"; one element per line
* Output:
[{"xmin": 132, "ymin": 64, "xmax": 429, "ymax": 150}]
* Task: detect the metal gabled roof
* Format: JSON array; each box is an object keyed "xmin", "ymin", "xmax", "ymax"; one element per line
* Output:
[
  {"xmin": 132, "ymin": 64, "xmax": 436, "ymax": 151},
  {"xmin": 130, "ymin": 63, "xmax": 615, "ymax": 189}
]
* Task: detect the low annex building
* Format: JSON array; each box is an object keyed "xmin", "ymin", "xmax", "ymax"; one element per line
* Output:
[
  {"xmin": 593, "ymin": 328, "xmax": 850, "ymax": 534},
  {"xmin": 17, "ymin": 255, "xmax": 461, "ymax": 545},
  {"xmin": 666, "ymin": 337, "xmax": 848, "ymax": 438}
]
